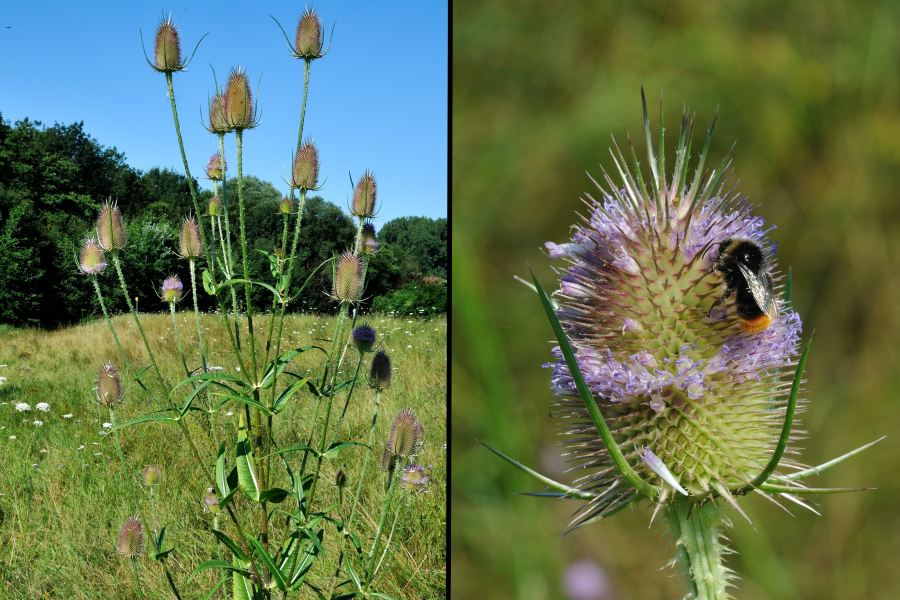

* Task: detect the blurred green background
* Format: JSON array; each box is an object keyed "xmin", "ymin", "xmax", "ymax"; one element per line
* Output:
[{"xmin": 452, "ymin": 1, "xmax": 900, "ymax": 598}]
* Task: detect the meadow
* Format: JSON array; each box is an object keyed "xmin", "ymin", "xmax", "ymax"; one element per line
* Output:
[{"xmin": 0, "ymin": 312, "xmax": 446, "ymax": 599}]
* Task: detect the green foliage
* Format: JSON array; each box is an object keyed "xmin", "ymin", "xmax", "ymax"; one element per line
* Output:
[
  {"xmin": 0, "ymin": 200, "xmax": 44, "ymax": 324},
  {"xmin": 371, "ymin": 279, "xmax": 447, "ymax": 316},
  {"xmin": 378, "ymin": 216, "xmax": 447, "ymax": 279}
]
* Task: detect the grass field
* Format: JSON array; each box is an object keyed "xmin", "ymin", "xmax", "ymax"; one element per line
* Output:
[{"xmin": 0, "ymin": 312, "xmax": 446, "ymax": 599}]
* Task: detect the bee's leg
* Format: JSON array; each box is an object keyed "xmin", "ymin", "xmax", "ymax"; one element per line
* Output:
[{"xmin": 707, "ymin": 286, "xmax": 733, "ymax": 320}]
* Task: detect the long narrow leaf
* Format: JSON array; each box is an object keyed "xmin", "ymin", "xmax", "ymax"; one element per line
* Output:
[
  {"xmin": 247, "ymin": 534, "xmax": 288, "ymax": 592},
  {"xmin": 479, "ymin": 440, "xmax": 596, "ymax": 500},
  {"xmin": 781, "ymin": 436, "xmax": 886, "ymax": 481}
]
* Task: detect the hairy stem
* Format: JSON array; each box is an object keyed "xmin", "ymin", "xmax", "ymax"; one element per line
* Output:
[
  {"xmin": 91, "ymin": 277, "xmax": 132, "ymax": 373},
  {"xmin": 666, "ymin": 497, "xmax": 732, "ymax": 600},
  {"xmin": 364, "ymin": 468, "xmax": 398, "ymax": 587},
  {"xmin": 296, "ymin": 60, "xmax": 311, "ymax": 152},
  {"xmin": 348, "ymin": 389, "xmax": 382, "ymax": 527},
  {"xmin": 130, "ymin": 557, "xmax": 145, "ymax": 599},
  {"xmin": 234, "ymin": 130, "xmax": 259, "ymax": 385},
  {"xmin": 218, "ymin": 132, "xmax": 242, "ymax": 356}
]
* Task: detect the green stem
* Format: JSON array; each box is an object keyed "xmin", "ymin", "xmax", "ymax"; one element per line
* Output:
[
  {"xmin": 162, "ymin": 563, "xmax": 184, "ymax": 600},
  {"xmin": 108, "ymin": 406, "xmax": 126, "ymax": 474},
  {"xmin": 190, "ymin": 259, "xmax": 214, "ymax": 430},
  {"xmin": 235, "ymin": 130, "xmax": 259, "ymax": 386},
  {"xmin": 218, "ymin": 132, "xmax": 242, "ymax": 356},
  {"xmin": 338, "ymin": 352, "xmax": 364, "ymax": 423},
  {"xmin": 364, "ymin": 468, "xmax": 397, "ymax": 587},
  {"xmin": 372, "ymin": 494, "xmax": 407, "ymax": 583},
  {"xmin": 348, "ymin": 390, "xmax": 381, "ymax": 528},
  {"xmin": 296, "ymin": 60, "xmax": 311, "ymax": 152},
  {"xmin": 130, "ymin": 557, "xmax": 145, "ymax": 599},
  {"xmin": 170, "ymin": 303, "xmax": 191, "ymax": 378},
  {"xmin": 666, "ymin": 497, "xmax": 731, "ymax": 600},
  {"xmin": 91, "ymin": 276, "xmax": 132, "ymax": 373}
]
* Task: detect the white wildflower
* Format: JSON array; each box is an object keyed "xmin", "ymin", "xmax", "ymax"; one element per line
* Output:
[
  {"xmin": 62, "ymin": 413, "xmax": 73, "ymax": 419},
  {"xmin": 33, "ymin": 420, "xmax": 43, "ymax": 427},
  {"xmin": 8, "ymin": 435, "xmax": 16, "ymax": 440},
  {"xmin": 102, "ymin": 422, "xmax": 112, "ymax": 429},
  {"xmin": 36, "ymin": 402, "xmax": 50, "ymax": 412},
  {"xmin": 14, "ymin": 402, "xmax": 31, "ymax": 412}
]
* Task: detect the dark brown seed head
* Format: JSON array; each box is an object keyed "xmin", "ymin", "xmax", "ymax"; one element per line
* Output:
[
  {"xmin": 97, "ymin": 364, "xmax": 123, "ymax": 407},
  {"xmin": 369, "ymin": 350, "xmax": 392, "ymax": 390}
]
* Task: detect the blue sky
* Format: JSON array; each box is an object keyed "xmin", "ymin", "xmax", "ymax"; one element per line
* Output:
[{"xmin": 0, "ymin": 1, "xmax": 447, "ymax": 224}]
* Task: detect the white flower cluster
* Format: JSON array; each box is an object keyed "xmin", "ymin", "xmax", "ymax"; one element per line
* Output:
[{"xmin": 14, "ymin": 402, "xmax": 30, "ymax": 412}]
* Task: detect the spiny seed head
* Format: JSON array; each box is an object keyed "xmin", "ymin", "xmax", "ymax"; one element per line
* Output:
[
  {"xmin": 208, "ymin": 93, "xmax": 231, "ymax": 134},
  {"xmin": 369, "ymin": 350, "xmax": 392, "ymax": 390},
  {"xmin": 142, "ymin": 465, "xmax": 161, "ymax": 487},
  {"xmin": 116, "ymin": 517, "xmax": 143, "ymax": 558},
  {"xmin": 332, "ymin": 251, "xmax": 363, "ymax": 303},
  {"xmin": 279, "ymin": 196, "xmax": 293, "ymax": 215},
  {"xmin": 360, "ymin": 222, "xmax": 379, "ymax": 254},
  {"xmin": 79, "ymin": 238, "xmax": 107, "ymax": 275},
  {"xmin": 294, "ymin": 8, "xmax": 324, "ymax": 58},
  {"xmin": 154, "ymin": 16, "xmax": 181, "ymax": 72},
  {"xmin": 161, "ymin": 275, "xmax": 183, "ymax": 303},
  {"xmin": 224, "ymin": 67, "xmax": 255, "ymax": 130},
  {"xmin": 382, "ymin": 408, "xmax": 424, "ymax": 471},
  {"xmin": 206, "ymin": 153, "xmax": 225, "ymax": 180},
  {"xmin": 352, "ymin": 324, "xmax": 377, "ymax": 353},
  {"xmin": 203, "ymin": 488, "xmax": 220, "ymax": 513},
  {"xmin": 546, "ymin": 96, "xmax": 803, "ymax": 529},
  {"xmin": 97, "ymin": 363, "xmax": 122, "ymax": 407},
  {"xmin": 292, "ymin": 142, "xmax": 319, "ymax": 191},
  {"xmin": 335, "ymin": 469, "xmax": 347, "ymax": 488},
  {"xmin": 351, "ymin": 171, "xmax": 377, "ymax": 217},
  {"xmin": 96, "ymin": 200, "xmax": 126, "ymax": 251},
  {"xmin": 400, "ymin": 464, "xmax": 430, "ymax": 492},
  {"xmin": 207, "ymin": 195, "xmax": 222, "ymax": 217},
  {"xmin": 178, "ymin": 216, "xmax": 202, "ymax": 258}
]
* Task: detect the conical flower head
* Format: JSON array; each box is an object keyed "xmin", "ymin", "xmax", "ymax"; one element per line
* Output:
[
  {"xmin": 383, "ymin": 408, "xmax": 425, "ymax": 470},
  {"xmin": 352, "ymin": 324, "xmax": 376, "ymax": 353},
  {"xmin": 224, "ymin": 67, "xmax": 255, "ymax": 130},
  {"xmin": 360, "ymin": 222, "xmax": 379, "ymax": 254},
  {"xmin": 97, "ymin": 363, "xmax": 123, "ymax": 407},
  {"xmin": 291, "ymin": 142, "xmax": 319, "ymax": 191},
  {"xmin": 178, "ymin": 216, "xmax": 202, "ymax": 258},
  {"xmin": 161, "ymin": 275, "xmax": 183, "ymax": 303},
  {"xmin": 332, "ymin": 251, "xmax": 363, "ymax": 303},
  {"xmin": 351, "ymin": 171, "xmax": 377, "ymax": 217},
  {"xmin": 203, "ymin": 488, "xmax": 220, "ymax": 513},
  {"xmin": 142, "ymin": 464, "xmax": 161, "ymax": 487},
  {"xmin": 207, "ymin": 195, "xmax": 222, "ymax": 217},
  {"xmin": 206, "ymin": 153, "xmax": 225, "ymax": 180},
  {"xmin": 400, "ymin": 464, "xmax": 430, "ymax": 492},
  {"xmin": 96, "ymin": 201, "xmax": 126, "ymax": 251},
  {"xmin": 335, "ymin": 469, "xmax": 347, "ymax": 488},
  {"xmin": 279, "ymin": 196, "xmax": 293, "ymax": 215},
  {"xmin": 154, "ymin": 16, "xmax": 181, "ymax": 72},
  {"xmin": 208, "ymin": 93, "xmax": 231, "ymax": 134},
  {"xmin": 369, "ymin": 350, "xmax": 392, "ymax": 390},
  {"xmin": 116, "ymin": 516, "xmax": 143, "ymax": 557},
  {"xmin": 546, "ymin": 97, "xmax": 802, "ymax": 528},
  {"xmin": 294, "ymin": 8, "xmax": 324, "ymax": 58},
  {"xmin": 79, "ymin": 238, "xmax": 107, "ymax": 275}
]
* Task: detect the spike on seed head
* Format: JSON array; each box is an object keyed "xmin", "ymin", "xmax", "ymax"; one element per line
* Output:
[
  {"xmin": 295, "ymin": 7, "xmax": 324, "ymax": 58},
  {"xmin": 369, "ymin": 350, "xmax": 392, "ymax": 390},
  {"xmin": 224, "ymin": 67, "xmax": 254, "ymax": 130},
  {"xmin": 116, "ymin": 516, "xmax": 143, "ymax": 558},
  {"xmin": 360, "ymin": 222, "xmax": 379, "ymax": 254},
  {"xmin": 207, "ymin": 195, "xmax": 222, "ymax": 217},
  {"xmin": 292, "ymin": 141, "xmax": 319, "ymax": 191},
  {"xmin": 209, "ymin": 93, "xmax": 230, "ymax": 134},
  {"xmin": 351, "ymin": 171, "xmax": 377, "ymax": 217},
  {"xmin": 178, "ymin": 217, "xmax": 202, "ymax": 258},
  {"xmin": 154, "ymin": 16, "xmax": 181, "ymax": 72},
  {"xmin": 399, "ymin": 464, "xmax": 430, "ymax": 492},
  {"xmin": 96, "ymin": 200, "xmax": 126, "ymax": 251},
  {"xmin": 206, "ymin": 153, "xmax": 224, "ymax": 180},
  {"xmin": 352, "ymin": 324, "xmax": 377, "ymax": 353},
  {"xmin": 79, "ymin": 238, "xmax": 107, "ymax": 275},
  {"xmin": 142, "ymin": 465, "xmax": 161, "ymax": 487},
  {"xmin": 332, "ymin": 251, "xmax": 363, "ymax": 303},
  {"xmin": 279, "ymin": 196, "xmax": 293, "ymax": 215},
  {"xmin": 97, "ymin": 363, "xmax": 122, "ymax": 407},
  {"xmin": 161, "ymin": 275, "xmax": 183, "ymax": 303}
]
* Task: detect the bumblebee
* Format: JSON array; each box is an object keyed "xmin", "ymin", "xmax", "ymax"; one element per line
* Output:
[{"xmin": 710, "ymin": 238, "xmax": 777, "ymax": 333}]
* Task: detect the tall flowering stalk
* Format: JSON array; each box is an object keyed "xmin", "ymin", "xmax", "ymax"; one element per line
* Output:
[{"xmin": 488, "ymin": 91, "xmax": 879, "ymax": 599}]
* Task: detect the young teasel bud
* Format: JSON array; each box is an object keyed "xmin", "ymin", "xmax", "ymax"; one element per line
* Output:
[
  {"xmin": 178, "ymin": 216, "xmax": 202, "ymax": 259},
  {"xmin": 97, "ymin": 363, "xmax": 123, "ymax": 407},
  {"xmin": 208, "ymin": 93, "xmax": 231, "ymax": 134},
  {"xmin": 279, "ymin": 195, "xmax": 293, "ymax": 215},
  {"xmin": 96, "ymin": 200, "xmax": 126, "ymax": 251},
  {"xmin": 207, "ymin": 196, "xmax": 222, "ymax": 217},
  {"xmin": 332, "ymin": 251, "xmax": 363, "ymax": 303},
  {"xmin": 335, "ymin": 469, "xmax": 347, "ymax": 488},
  {"xmin": 399, "ymin": 464, "xmax": 430, "ymax": 493},
  {"xmin": 142, "ymin": 465, "xmax": 162, "ymax": 487},
  {"xmin": 224, "ymin": 67, "xmax": 255, "ymax": 130},
  {"xmin": 291, "ymin": 141, "xmax": 319, "ymax": 191},
  {"xmin": 369, "ymin": 350, "xmax": 392, "ymax": 390},
  {"xmin": 161, "ymin": 275, "xmax": 183, "ymax": 303},
  {"xmin": 351, "ymin": 171, "xmax": 377, "ymax": 217},
  {"xmin": 352, "ymin": 324, "xmax": 377, "ymax": 353},
  {"xmin": 203, "ymin": 488, "xmax": 220, "ymax": 514},
  {"xmin": 381, "ymin": 408, "xmax": 425, "ymax": 471},
  {"xmin": 360, "ymin": 222, "xmax": 379, "ymax": 254},
  {"xmin": 154, "ymin": 16, "xmax": 181, "ymax": 72},
  {"xmin": 294, "ymin": 8, "xmax": 324, "ymax": 59},
  {"xmin": 206, "ymin": 153, "xmax": 225, "ymax": 180},
  {"xmin": 79, "ymin": 238, "xmax": 107, "ymax": 275},
  {"xmin": 116, "ymin": 517, "xmax": 144, "ymax": 558}
]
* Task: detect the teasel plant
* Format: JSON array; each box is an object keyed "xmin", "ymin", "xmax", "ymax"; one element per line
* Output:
[
  {"xmin": 75, "ymin": 8, "xmax": 427, "ymax": 599},
  {"xmin": 484, "ymin": 90, "xmax": 882, "ymax": 599}
]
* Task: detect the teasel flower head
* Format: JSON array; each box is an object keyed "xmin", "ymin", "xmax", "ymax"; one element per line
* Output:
[
  {"xmin": 294, "ymin": 7, "xmax": 325, "ymax": 59},
  {"xmin": 381, "ymin": 408, "xmax": 425, "ymax": 471},
  {"xmin": 208, "ymin": 93, "xmax": 231, "ymax": 134},
  {"xmin": 279, "ymin": 195, "xmax": 293, "ymax": 215},
  {"xmin": 206, "ymin": 153, "xmax": 225, "ymax": 180},
  {"xmin": 153, "ymin": 15, "xmax": 181, "ymax": 72},
  {"xmin": 399, "ymin": 464, "xmax": 430, "ymax": 493},
  {"xmin": 335, "ymin": 469, "xmax": 347, "ymax": 489},
  {"xmin": 369, "ymin": 350, "xmax": 392, "ymax": 390},
  {"xmin": 79, "ymin": 238, "xmax": 107, "ymax": 275},
  {"xmin": 543, "ymin": 92, "xmax": 807, "ymax": 531},
  {"xmin": 223, "ymin": 67, "xmax": 257, "ymax": 130},
  {"xmin": 360, "ymin": 222, "xmax": 379, "ymax": 254},
  {"xmin": 96, "ymin": 200, "xmax": 126, "ymax": 251},
  {"xmin": 207, "ymin": 195, "xmax": 222, "ymax": 218},
  {"xmin": 351, "ymin": 171, "xmax": 377, "ymax": 217},
  {"xmin": 116, "ymin": 516, "xmax": 144, "ymax": 558},
  {"xmin": 203, "ymin": 488, "xmax": 220, "ymax": 514},
  {"xmin": 178, "ymin": 216, "xmax": 202, "ymax": 259},
  {"xmin": 97, "ymin": 363, "xmax": 123, "ymax": 407},
  {"xmin": 161, "ymin": 275, "xmax": 183, "ymax": 304},
  {"xmin": 352, "ymin": 324, "xmax": 377, "ymax": 353},
  {"xmin": 291, "ymin": 141, "xmax": 320, "ymax": 191},
  {"xmin": 142, "ymin": 465, "xmax": 162, "ymax": 487},
  {"xmin": 332, "ymin": 251, "xmax": 363, "ymax": 303}
]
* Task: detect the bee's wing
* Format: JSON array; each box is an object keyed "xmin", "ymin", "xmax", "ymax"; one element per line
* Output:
[{"xmin": 737, "ymin": 263, "xmax": 778, "ymax": 318}]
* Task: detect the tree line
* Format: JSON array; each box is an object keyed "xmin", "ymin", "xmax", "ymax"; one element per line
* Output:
[{"xmin": 0, "ymin": 115, "xmax": 446, "ymax": 327}]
